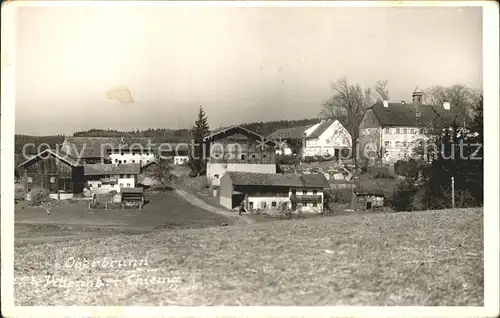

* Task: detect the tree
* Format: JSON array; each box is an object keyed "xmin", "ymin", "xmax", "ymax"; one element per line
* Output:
[
  {"xmin": 320, "ymin": 77, "xmax": 388, "ymax": 162},
  {"xmin": 423, "ymin": 84, "xmax": 480, "ymax": 123},
  {"xmin": 188, "ymin": 106, "xmax": 210, "ymax": 176},
  {"xmin": 150, "ymin": 158, "xmax": 172, "ymax": 191}
]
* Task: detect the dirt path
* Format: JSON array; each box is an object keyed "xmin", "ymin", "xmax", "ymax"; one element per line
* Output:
[{"xmin": 174, "ymin": 189, "xmax": 255, "ymax": 225}]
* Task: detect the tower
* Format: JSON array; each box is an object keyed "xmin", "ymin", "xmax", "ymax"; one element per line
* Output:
[{"xmin": 412, "ymin": 86, "xmax": 423, "ymax": 104}]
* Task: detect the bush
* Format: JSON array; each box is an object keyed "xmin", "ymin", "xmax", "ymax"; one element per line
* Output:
[
  {"xmin": 324, "ymin": 189, "xmax": 352, "ymax": 205},
  {"xmin": 391, "ymin": 180, "xmax": 421, "ymax": 211},
  {"xmin": 276, "ymin": 155, "xmax": 299, "ymax": 165},
  {"xmin": 394, "ymin": 159, "xmax": 421, "ymax": 179},
  {"xmin": 30, "ymin": 187, "xmax": 50, "ymax": 205},
  {"xmin": 370, "ymin": 166, "xmax": 395, "ymax": 179}
]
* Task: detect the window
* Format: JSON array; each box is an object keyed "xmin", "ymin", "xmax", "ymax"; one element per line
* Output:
[
  {"xmin": 263, "ymin": 154, "xmax": 267, "ymax": 158},
  {"xmin": 97, "ymin": 183, "xmax": 101, "ymax": 188},
  {"xmin": 384, "ymin": 128, "xmax": 391, "ymax": 134},
  {"xmin": 403, "ymin": 128, "xmax": 408, "ymax": 134},
  {"xmin": 251, "ymin": 154, "xmax": 256, "ymax": 158},
  {"xmin": 126, "ymin": 183, "xmax": 130, "ymax": 187},
  {"xmin": 396, "ymin": 128, "xmax": 401, "ymax": 134},
  {"xmin": 115, "ymin": 159, "xmax": 118, "ymax": 163},
  {"xmin": 272, "ymin": 201, "xmax": 277, "ymax": 207},
  {"xmin": 123, "ymin": 160, "xmax": 127, "ymax": 163},
  {"xmin": 303, "ymin": 190, "xmax": 307, "ymax": 195},
  {"xmin": 384, "ymin": 141, "xmax": 391, "ymax": 147},
  {"xmin": 119, "ymin": 183, "xmax": 123, "ymax": 187},
  {"xmin": 313, "ymin": 190, "xmax": 318, "ymax": 195},
  {"xmin": 118, "ymin": 160, "xmax": 122, "ymax": 164},
  {"xmin": 214, "ymin": 174, "xmax": 219, "ymax": 179},
  {"xmin": 121, "ymin": 152, "xmax": 124, "ymax": 156},
  {"xmin": 395, "ymin": 141, "xmax": 401, "ymax": 148},
  {"xmin": 291, "ymin": 189, "xmax": 297, "ymax": 195},
  {"xmin": 410, "ymin": 128, "xmax": 415, "ymax": 134},
  {"xmin": 241, "ymin": 154, "xmax": 245, "ymax": 160},
  {"xmin": 120, "ymin": 174, "xmax": 124, "ymax": 178},
  {"xmin": 262, "ymin": 202, "xmax": 267, "ymax": 209},
  {"xmin": 403, "ymin": 141, "xmax": 408, "ymax": 148},
  {"xmin": 132, "ymin": 160, "xmax": 135, "ymax": 163}
]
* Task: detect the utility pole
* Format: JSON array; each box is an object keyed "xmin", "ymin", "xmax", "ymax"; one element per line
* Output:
[{"xmin": 451, "ymin": 176, "xmax": 455, "ymax": 209}]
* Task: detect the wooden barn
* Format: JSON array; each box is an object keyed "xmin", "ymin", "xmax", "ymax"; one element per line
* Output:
[
  {"xmin": 351, "ymin": 188, "xmax": 385, "ymax": 211},
  {"xmin": 18, "ymin": 149, "xmax": 85, "ymax": 197}
]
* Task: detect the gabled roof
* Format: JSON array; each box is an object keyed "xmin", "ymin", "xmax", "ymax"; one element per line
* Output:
[
  {"xmin": 203, "ymin": 125, "xmax": 277, "ymax": 147},
  {"xmin": 268, "ymin": 125, "xmax": 313, "ymax": 140},
  {"xmin": 225, "ymin": 171, "xmax": 329, "ymax": 188},
  {"xmin": 83, "ymin": 163, "xmax": 141, "ymax": 176},
  {"xmin": 306, "ymin": 120, "xmax": 336, "ymax": 139},
  {"xmin": 368, "ymin": 102, "xmax": 450, "ymax": 127},
  {"xmin": 18, "ymin": 149, "xmax": 80, "ymax": 168}
]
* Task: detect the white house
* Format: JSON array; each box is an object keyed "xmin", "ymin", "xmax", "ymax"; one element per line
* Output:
[
  {"xmin": 268, "ymin": 119, "xmax": 352, "ymax": 159},
  {"xmin": 219, "ymin": 171, "xmax": 330, "ymax": 213},
  {"xmin": 358, "ymin": 88, "xmax": 466, "ymax": 163},
  {"xmin": 83, "ymin": 163, "xmax": 141, "ymax": 194}
]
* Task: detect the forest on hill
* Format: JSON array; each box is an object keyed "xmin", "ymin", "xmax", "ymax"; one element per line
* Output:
[{"xmin": 14, "ymin": 117, "xmax": 320, "ymax": 155}]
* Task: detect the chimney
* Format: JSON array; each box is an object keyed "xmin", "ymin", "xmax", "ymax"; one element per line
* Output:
[
  {"xmin": 382, "ymin": 100, "xmax": 389, "ymax": 108},
  {"xmin": 443, "ymin": 102, "xmax": 451, "ymax": 110}
]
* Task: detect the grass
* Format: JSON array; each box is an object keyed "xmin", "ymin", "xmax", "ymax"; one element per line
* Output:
[
  {"xmin": 15, "ymin": 208, "xmax": 483, "ymax": 306},
  {"xmin": 15, "ymin": 191, "xmax": 232, "ymax": 246}
]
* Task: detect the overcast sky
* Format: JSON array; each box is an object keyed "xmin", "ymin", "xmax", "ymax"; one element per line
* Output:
[{"xmin": 15, "ymin": 5, "xmax": 482, "ymax": 135}]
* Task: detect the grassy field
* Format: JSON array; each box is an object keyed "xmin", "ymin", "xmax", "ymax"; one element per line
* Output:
[
  {"xmin": 15, "ymin": 190, "xmax": 232, "ymax": 246},
  {"xmin": 15, "ymin": 208, "xmax": 483, "ymax": 306}
]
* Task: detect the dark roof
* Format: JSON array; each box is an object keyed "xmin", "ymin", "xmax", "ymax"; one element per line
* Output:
[
  {"xmin": 121, "ymin": 187, "xmax": 144, "ymax": 194},
  {"xmin": 225, "ymin": 171, "xmax": 329, "ymax": 188},
  {"xmin": 18, "ymin": 149, "xmax": 79, "ymax": 167},
  {"xmin": 83, "ymin": 163, "xmax": 141, "ymax": 176},
  {"xmin": 306, "ymin": 120, "xmax": 335, "ymax": 139},
  {"xmin": 368, "ymin": 102, "xmax": 457, "ymax": 127},
  {"xmin": 203, "ymin": 125, "xmax": 277, "ymax": 147},
  {"xmin": 62, "ymin": 137, "xmax": 156, "ymax": 158},
  {"xmin": 268, "ymin": 125, "xmax": 313, "ymax": 140}
]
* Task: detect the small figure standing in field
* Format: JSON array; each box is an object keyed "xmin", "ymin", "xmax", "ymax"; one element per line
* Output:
[{"xmin": 239, "ymin": 202, "xmax": 246, "ymax": 216}]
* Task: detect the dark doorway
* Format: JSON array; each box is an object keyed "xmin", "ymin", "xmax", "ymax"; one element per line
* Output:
[{"xmin": 232, "ymin": 193, "xmax": 246, "ymax": 209}]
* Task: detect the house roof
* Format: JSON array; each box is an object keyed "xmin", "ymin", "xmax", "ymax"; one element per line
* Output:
[
  {"xmin": 225, "ymin": 171, "xmax": 329, "ymax": 188},
  {"xmin": 203, "ymin": 125, "xmax": 277, "ymax": 147},
  {"xmin": 18, "ymin": 149, "xmax": 80, "ymax": 168},
  {"xmin": 267, "ymin": 125, "xmax": 314, "ymax": 140},
  {"xmin": 83, "ymin": 163, "xmax": 141, "ymax": 176},
  {"xmin": 62, "ymin": 137, "xmax": 156, "ymax": 158},
  {"xmin": 306, "ymin": 120, "xmax": 336, "ymax": 139},
  {"xmin": 368, "ymin": 102, "xmax": 450, "ymax": 127}
]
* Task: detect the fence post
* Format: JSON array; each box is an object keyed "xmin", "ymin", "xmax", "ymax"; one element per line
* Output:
[{"xmin": 451, "ymin": 176, "xmax": 455, "ymax": 209}]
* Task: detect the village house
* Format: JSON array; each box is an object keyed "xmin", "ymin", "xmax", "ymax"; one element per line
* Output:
[
  {"xmin": 358, "ymin": 88, "xmax": 464, "ymax": 163},
  {"xmin": 158, "ymin": 143, "xmax": 190, "ymax": 165},
  {"xmin": 219, "ymin": 171, "xmax": 329, "ymax": 213},
  {"xmin": 84, "ymin": 163, "xmax": 141, "ymax": 193},
  {"xmin": 60, "ymin": 136, "xmax": 156, "ymax": 167},
  {"xmin": 203, "ymin": 126, "xmax": 278, "ymax": 195},
  {"xmin": 268, "ymin": 119, "xmax": 352, "ymax": 159},
  {"xmin": 18, "ymin": 149, "xmax": 85, "ymax": 199}
]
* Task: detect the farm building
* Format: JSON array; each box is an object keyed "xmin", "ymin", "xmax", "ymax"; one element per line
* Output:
[
  {"xmin": 203, "ymin": 125, "xmax": 278, "ymax": 192},
  {"xmin": 351, "ymin": 188, "xmax": 385, "ymax": 211},
  {"xmin": 84, "ymin": 163, "xmax": 141, "ymax": 193},
  {"xmin": 158, "ymin": 143, "xmax": 190, "ymax": 165},
  {"xmin": 18, "ymin": 149, "xmax": 85, "ymax": 199},
  {"xmin": 60, "ymin": 136, "xmax": 156, "ymax": 166},
  {"xmin": 219, "ymin": 171, "xmax": 329, "ymax": 212}
]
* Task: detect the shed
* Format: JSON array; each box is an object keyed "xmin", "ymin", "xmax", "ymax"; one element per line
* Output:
[
  {"xmin": 121, "ymin": 187, "xmax": 145, "ymax": 209},
  {"xmin": 351, "ymin": 188, "xmax": 385, "ymax": 211}
]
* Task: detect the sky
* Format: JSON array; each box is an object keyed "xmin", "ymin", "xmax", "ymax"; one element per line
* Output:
[{"xmin": 14, "ymin": 4, "xmax": 483, "ymax": 135}]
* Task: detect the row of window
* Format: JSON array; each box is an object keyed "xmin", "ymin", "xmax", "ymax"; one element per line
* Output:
[
  {"xmin": 251, "ymin": 201, "xmax": 319, "ymax": 209},
  {"xmin": 384, "ymin": 128, "xmax": 423, "ymax": 135},
  {"xmin": 211, "ymin": 153, "xmax": 268, "ymax": 160},
  {"xmin": 89, "ymin": 182, "xmax": 132, "ymax": 188},
  {"xmin": 115, "ymin": 159, "xmax": 143, "ymax": 164},
  {"xmin": 291, "ymin": 189, "xmax": 318, "ymax": 195},
  {"xmin": 111, "ymin": 152, "xmax": 152, "ymax": 155},
  {"xmin": 384, "ymin": 141, "xmax": 410, "ymax": 148}
]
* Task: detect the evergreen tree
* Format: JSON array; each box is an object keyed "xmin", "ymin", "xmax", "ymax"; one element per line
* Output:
[{"xmin": 188, "ymin": 106, "xmax": 210, "ymax": 176}]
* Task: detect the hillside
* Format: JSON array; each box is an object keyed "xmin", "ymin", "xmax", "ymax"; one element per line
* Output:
[{"xmin": 15, "ymin": 208, "xmax": 483, "ymax": 306}]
